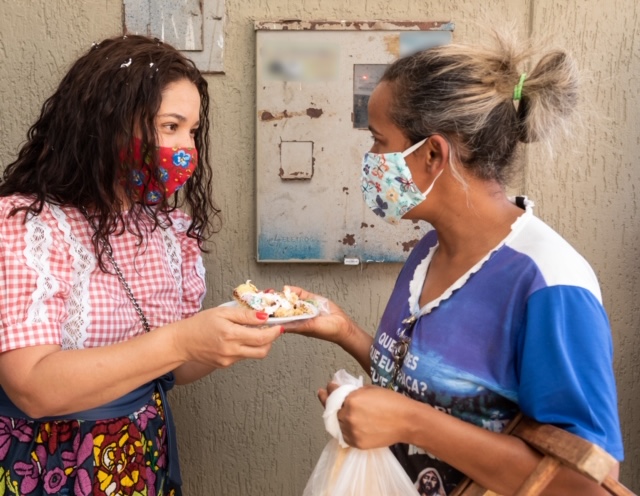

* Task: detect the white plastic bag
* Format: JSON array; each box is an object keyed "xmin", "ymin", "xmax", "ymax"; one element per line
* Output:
[{"xmin": 303, "ymin": 370, "xmax": 420, "ymax": 496}]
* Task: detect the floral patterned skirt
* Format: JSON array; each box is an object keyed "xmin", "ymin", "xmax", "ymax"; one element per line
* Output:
[{"xmin": 0, "ymin": 391, "xmax": 176, "ymax": 496}]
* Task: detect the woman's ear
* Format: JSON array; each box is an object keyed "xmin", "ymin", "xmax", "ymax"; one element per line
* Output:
[{"xmin": 423, "ymin": 135, "xmax": 449, "ymax": 175}]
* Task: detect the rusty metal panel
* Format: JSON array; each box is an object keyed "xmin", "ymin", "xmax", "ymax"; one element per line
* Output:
[
  {"xmin": 255, "ymin": 21, "xmax": 453, "ymax": 263},
  {"xmin": 254, "ymin": 20, "xmax": 454, "ymax": 31},
  {"xmin": 124, "ymin": 0, "xmax": 225, "ymax": 73}
]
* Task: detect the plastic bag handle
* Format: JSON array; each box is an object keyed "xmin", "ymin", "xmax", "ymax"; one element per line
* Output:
[{"xmin": 321, "ymin": 369, "xmax": 364, "ymax": 448}]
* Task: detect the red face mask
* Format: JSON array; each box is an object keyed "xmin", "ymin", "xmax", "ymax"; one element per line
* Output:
[{"xmin": 121, "ymin": 137, "xmax": 198, "ymax": 204}]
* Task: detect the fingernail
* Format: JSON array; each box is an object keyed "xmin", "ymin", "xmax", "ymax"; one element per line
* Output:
[
  {"xmin": 256, "ymin": 311, "xmax": 269, "ymax": 320},
  {"xmin": 280, "ymin": 326, "xmax": 285, "ymax": 334}
]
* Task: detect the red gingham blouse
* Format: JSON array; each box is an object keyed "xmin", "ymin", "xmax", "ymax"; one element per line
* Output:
[{"xmin": 0, "ymin": 195, "xmax": 206, "ymax": 351}]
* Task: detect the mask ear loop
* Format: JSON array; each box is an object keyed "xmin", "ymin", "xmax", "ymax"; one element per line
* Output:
[
  {"xmin": 425, "ymin": 133, "xmax": 465, "ymax": 190},
  {"xmin": 414, "ymin": 135, "xmax": 449, "ymax": 196},
  {"xmin": 401, "ymin": 137, "xmax": 430, "ymax": 158},
  {"xmin": 422, "ymin": 168, "xmax": 444, "ymax": 197},
  {"xmin": 402, "ymin": 134, "xmax": 452, "ymax": 165},
  {"xmin": 402, "ymin": 135, "xmax": 446, "ymax": 197}
]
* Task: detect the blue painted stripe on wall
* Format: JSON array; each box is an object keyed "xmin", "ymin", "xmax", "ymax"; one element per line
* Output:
[{"xmin": 258, "ymin": 234, "xmax": 325, "ymax": 261}]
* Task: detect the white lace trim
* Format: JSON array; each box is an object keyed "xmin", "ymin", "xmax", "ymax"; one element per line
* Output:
[
  {"xmin": 50, "ymin": 206, "xmax": 95, "ymax": 350},
  {"xmin": 24, "ymin": 215, "xmax": 59, "ymax": 324},
  {"xmin": 195, "ymin": 254, "xmax": 206, "ymax": 307},
  {"xmin": 408, "ymin": 197, "xmax": 534, "ymax": 316},
  {"xmin": 163, "ymin": 215, "xmax": 207, "ymax": 308},
  {"xmin": 161, "ymin": 227, "xmax": 183, "ymax": 303}
]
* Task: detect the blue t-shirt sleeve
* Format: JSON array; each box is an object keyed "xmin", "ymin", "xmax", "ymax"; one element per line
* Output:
[{"xmin": 516, "ymin": 285, "xmax": 624, "ymax": 460}]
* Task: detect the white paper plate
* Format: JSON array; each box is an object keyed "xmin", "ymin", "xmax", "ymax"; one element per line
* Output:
[{"xmin": 219, "ymin": 300, "xmax": 319, "ymax": 324}]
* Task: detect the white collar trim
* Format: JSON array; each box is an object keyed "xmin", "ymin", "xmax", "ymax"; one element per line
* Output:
[{"xmin": 408, "ymin": 196, "xmax": 534, "ymax": 316}]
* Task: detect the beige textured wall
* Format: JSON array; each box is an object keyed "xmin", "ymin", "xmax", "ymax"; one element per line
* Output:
[{"xmin": 0, "ymin": 0, "xmax": 638, "ymax": 494}]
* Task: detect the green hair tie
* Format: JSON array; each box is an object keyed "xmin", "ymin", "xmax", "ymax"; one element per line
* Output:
[{"xmin": 513, "ymin": 73, "xmax": 527, "ymax": 101}]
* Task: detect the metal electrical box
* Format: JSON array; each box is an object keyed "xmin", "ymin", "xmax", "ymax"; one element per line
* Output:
[{"xmin": 255, "ymin": 20, "xmax": 453, "ymax": 263}]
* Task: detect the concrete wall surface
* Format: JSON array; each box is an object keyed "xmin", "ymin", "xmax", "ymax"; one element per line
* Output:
[{"xmin": 0, "ymin": 0, "xmax": 638, "ymax": 494}]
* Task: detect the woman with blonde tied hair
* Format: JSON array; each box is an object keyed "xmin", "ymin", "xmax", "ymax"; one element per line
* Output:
[{"xmin": 286, "ymin": 30, "xmax": 623, "ymax": 495}]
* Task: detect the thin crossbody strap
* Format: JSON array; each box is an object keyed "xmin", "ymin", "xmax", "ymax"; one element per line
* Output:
[
  {"xmin": 102, "ymin": 241, "xmax": 151, "ymax": 333},
  {"xmin": 81, "ymin": 207, "xmax": 151, "ymax": 333}
]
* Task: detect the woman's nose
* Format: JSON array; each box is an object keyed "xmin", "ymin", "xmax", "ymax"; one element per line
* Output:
[{"xmin": 175, "ymin": 132, "xmax": 195, "ymax": 149}]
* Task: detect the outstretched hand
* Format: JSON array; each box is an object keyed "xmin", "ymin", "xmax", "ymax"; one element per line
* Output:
[
  {"xmin": 281, "ymin": 286, "xmax": 354, "ymax": 345},
  {"xmin": 178, "ymin": 305, "xmax": 282, "ymax": 369}
]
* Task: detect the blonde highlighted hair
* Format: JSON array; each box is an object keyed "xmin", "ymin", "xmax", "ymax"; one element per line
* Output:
[{"xmin": 381, "ymin": 29, "xmax": 579, "ymax": 185}]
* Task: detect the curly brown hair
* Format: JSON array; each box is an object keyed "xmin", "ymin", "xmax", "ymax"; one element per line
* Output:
[{"xmin": 0, "ymin": 34, "xmax": 220, "ymax": 269}]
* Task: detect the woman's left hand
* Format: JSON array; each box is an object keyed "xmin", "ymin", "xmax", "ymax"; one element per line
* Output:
[{"xmin": 318, "ymin": 382, "xmax": 414, "ymax": 449}]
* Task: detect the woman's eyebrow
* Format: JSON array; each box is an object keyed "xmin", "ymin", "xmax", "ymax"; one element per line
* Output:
[
  {"xmin": 157, "ymin": 113, "xmax": 187, "ymax": 121},
  {"xmin": 157, "ymin": 113, "xmax": 200, "ymax": 127}
]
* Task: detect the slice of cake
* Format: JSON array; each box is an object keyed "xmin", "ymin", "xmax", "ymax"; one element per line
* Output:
[{"xmin": 233, "ymin": 280, "xmax": 314, "ymax": 318}]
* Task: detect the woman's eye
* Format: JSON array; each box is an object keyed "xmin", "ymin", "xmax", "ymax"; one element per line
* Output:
[{"xmin": 164, "ymin": 123, "xmax": 178, "ymax": 132}]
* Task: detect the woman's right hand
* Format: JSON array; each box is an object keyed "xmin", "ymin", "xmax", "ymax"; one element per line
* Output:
[
  {"xmin": 280, "ymin": 286, "xmax": 356, "ymax": 347},
  {"xmin": 241, "ymin": 285, "xmax": 374, "ymax": 374},
  {"xmin": 177, "ymin": 306, "xmax": 283, "ymax": 369}
]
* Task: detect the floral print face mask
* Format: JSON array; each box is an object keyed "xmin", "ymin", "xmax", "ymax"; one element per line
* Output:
[
  {"xmin": 122, "ymin": 137, "xmax": 198, "ymax": 204},
  {"xmin": 361, "ymin": 137, "xmax": 441, "ymax": 225}
]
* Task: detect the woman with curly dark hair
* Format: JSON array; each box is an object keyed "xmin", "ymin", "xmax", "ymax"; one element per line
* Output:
[{"xmin": 0, "ymin": 35, "xmax": 281, "ymax": 495}]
